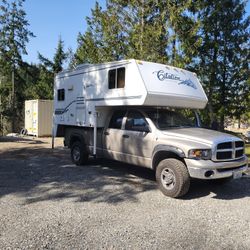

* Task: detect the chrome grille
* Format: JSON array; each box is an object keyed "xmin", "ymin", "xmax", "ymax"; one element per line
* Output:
[{"xmin": 215, "ymin": 141, "xmax": 244, "ymax": 161}]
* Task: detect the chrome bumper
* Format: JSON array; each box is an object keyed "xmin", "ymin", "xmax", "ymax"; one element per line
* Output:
[{"xmin": 185, "ymin": 155, "xmax": 248, "ymax": 179}]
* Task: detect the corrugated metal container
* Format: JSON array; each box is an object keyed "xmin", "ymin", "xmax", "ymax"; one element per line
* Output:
[{"xmin": 25, "ymin": 100, "xmax": 53, "ymax": 137}]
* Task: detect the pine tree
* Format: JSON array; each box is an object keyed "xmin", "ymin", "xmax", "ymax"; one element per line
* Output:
[
  {"xmin": 197, "ymin": 0, "xmax": 249, "ymax": 129},
  {"xmin": 36, "ymin": 37, "xmax": 68, "ymax": 99},
  {"xmin": 75, "ymin": 2, "xmax": 126, "ymax": 64},
  {"xmin": 74, "ymin": 0, "xmax": 200, "ymax": 66},
  {"xmin": 38, "ymin": 37, "xmax": 67, "ymax": 74},
  {"xmin": 0, "ymin": 0, "xmax": 34, "ymax": 133}
]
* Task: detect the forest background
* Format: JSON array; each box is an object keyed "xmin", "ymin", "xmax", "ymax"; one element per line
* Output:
[{"xmin": 0, "ymin": 0, "xmax": 249, "ymax": 135}]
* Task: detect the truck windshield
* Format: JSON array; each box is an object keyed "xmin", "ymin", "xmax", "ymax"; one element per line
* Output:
[{"xmin": 146, "ymin": 108, "xmax": 198, "ymax": 130}]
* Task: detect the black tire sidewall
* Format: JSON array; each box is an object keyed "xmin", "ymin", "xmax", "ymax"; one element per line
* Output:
[
  {"xmin": 71, "ymin": 141, "xmax": 88, "ymax": 166},
  {"xmin": 156, "ymin": 158, "xmax": 190, "ymax": 198}
]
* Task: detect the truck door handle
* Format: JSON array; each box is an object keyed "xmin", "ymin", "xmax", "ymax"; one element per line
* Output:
[
  {"xmin": 104, "ymin": 131, "xmax": 109, "ymax": 136},
  {"xmin": 122, "ymin": 134, "xmax": 129, "ymax": 139}
]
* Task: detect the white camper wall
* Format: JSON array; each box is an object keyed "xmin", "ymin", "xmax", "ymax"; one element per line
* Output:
[
  {"xmin": 54, "ymin": 60, "xmax": 147, "ymax": 128},
  {"xmin": 84, "ymin": 60, "xmax": 147, "ymax": 106}
]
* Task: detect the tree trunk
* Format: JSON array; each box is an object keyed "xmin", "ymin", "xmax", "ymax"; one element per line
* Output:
[
  {"xmin": 172, "ymin": 36, "xmax": 176, "ymax": 65},
  {"xmin": 11, "ymin": 70, "xmax": 15, "ymax": 133},
  {"xmin": 140, "ymin": 0, "xmax": 145, "ymax": 57}
]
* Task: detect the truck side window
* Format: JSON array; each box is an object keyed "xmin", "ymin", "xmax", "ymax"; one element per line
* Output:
[
  {"xmin": 108, "ymin": 67, "xmax": 125, "ymax": 89},
  {"xmin": 58, "ymin": 89, "xmax": 65, "ymax": 101},
  {"xmin": 125, "ymin": 111, "xmax": 148, "ymax": 132},
  {"xmin": 109, "ymin": 110, "xmax": 126, "ymax": 129}
]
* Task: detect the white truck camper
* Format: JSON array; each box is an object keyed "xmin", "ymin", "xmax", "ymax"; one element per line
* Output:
[{"xmin": 53, "ymin": 59, "xmax": 248, "ymax": 198}]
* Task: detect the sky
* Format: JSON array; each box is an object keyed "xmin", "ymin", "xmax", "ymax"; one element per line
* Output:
[
  {"xmin": 23, "ymin": 0, "xmax": 250, "ymax": 65},
  {"xmin": 23, "ymin": 0, "xmax": 105, "ymax": 64}
]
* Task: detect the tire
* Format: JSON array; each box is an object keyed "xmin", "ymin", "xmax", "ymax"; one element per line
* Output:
[
  {"xmin": 20, "ymin": 128, "xmax": 27, "ymax": 136},
  {"xmin": 156, "ymin": 158, "xmax": 190, "ymax": 198},
  {"xmin": 71, "ymin": 141, "xmax": 89, "ymax": 166}
]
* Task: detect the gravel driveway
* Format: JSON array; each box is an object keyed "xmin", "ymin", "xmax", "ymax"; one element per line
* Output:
[{"xmin": 0, "ymin": 136, "xmax": 250, "ymax": 249}]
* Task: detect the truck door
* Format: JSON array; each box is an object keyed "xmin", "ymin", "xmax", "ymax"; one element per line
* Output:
[
  {"xmin": 103, "ymin": 110, "xmax": 127, "ymax": 161},
  {"xmin": 122, "ymin": 110, "xmax": 154, "ymax": 167}
]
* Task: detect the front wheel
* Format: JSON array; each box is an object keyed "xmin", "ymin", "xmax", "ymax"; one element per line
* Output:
[
  {"xmin": 71, "ymin": 141, "xmax": 89, "ymax": 166},
  {"xmin": 156, "ymin": 158, "xmax": 190, "ymax": 198}
]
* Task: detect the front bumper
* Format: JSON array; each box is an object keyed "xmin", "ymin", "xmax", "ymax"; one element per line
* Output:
[{"xmin": 185, "ymin": 155, "xmax": 248, "ymax": 179}]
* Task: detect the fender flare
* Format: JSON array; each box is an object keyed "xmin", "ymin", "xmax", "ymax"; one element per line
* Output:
[{"xmin": 152, "ymin": 144, "xmax": 186, "ymax": 169}]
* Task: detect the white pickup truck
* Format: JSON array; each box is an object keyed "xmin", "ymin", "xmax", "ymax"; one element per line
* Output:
[
  {"xmin": 54, "ymin": 60, "xmax": 248, "ymax": 198},
  {"xmin": 63, "ymin": 107, "xmax": 247, "ymax": 197}
]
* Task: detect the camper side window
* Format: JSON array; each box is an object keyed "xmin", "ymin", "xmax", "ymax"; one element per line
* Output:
[
  {"xmin": 58, "ymin": 89, "xmax": 65, "ymax": 101},
  {"xmin": 108, "ymin": 69, "xmax": 116, "ymax": 89},
  {"xmin": 108, "ymin": 67, "xmax": 125, "ymax": 89},
  {"xmin": 117, "ymin": 67, "xmax": 125, "ymax": 88}
]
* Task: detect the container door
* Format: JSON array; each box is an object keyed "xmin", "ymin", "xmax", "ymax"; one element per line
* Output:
[
  {"xmin": 32, "ymin": 101, "xmax": 38, "ymax": 136},
  {"xmin": 25, "ymin": 101, "xmax": 33, "ymax": 134}
]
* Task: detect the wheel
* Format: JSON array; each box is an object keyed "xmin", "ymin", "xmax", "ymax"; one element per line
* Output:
[
  {"xmin": 71, "ymin": 141, "xmax": 89, "ymax": 166},
  {"xmin": 156, "ymin": 158, "xmax": 190, "ymax": 198},
  {"xmin": 20, "ymin": 128, "xmax": 27, "ymax": 136}
]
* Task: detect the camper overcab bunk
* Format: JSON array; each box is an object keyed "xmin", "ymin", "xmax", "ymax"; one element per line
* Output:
[{"xmin": 53, "ymin": 59, "xmax": 248, "ymax": 198}]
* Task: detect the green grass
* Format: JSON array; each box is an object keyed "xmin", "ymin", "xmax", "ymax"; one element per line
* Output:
[{"xmin": 246, "ymin": 144, "xmax": 250, "ymax": 159}]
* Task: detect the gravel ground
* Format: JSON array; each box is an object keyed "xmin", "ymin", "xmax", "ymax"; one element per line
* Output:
[{"xmin": 0, "ymin": 136, "xmax": 250, "ymax": 250}]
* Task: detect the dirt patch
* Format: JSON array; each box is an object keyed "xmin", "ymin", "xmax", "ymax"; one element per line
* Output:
[{"xmin": 0, "ymin": 136, "xmax": 64, "ymax": 159}]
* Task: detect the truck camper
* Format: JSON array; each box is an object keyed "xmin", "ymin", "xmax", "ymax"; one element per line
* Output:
[{"xmin": 53, "ymin": 59, "xmax": 248, "ymax": 197}]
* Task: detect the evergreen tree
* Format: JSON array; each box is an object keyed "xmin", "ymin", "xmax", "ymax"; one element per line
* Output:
[
  {"xmin": 0, "ymin": 0, "xmax": 34, "ymax": 133},
  {"xmin": 197, "ymin": 0, "xmax": 249, "ymax": 129},
  {"xmin": 38, "ymin": 37, "xmax": 67, "ymax": 74},
  {"xmin": 36, "ymin": 37, "xmax": 68, "ymax": 99},
  {"xmin": 74, "ymin": 0, "xmax": 200, "ymax": 66},
  {"xmin": 75, "ymin": 2, "xmax": 125, "ymax": 64}
]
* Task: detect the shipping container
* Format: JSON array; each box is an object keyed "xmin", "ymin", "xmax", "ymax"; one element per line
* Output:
[{"xmin": 25, "ymin": 100, "xmax": 53, "ymax": 137}]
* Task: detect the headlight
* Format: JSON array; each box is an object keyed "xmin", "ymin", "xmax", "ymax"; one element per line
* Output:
[{"xmin": 188, "ymin": 149, "xmax": 211, "ymax": 160}]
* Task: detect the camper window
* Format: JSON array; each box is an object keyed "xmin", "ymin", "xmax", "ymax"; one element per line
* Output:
[
  {"xmin": 117, "ymin": 67, "xmax": 125, "ymax": 88},
  {"xmin": 108, "ymin": 69, "xmax": 116, "ymax": 89},
  {"xmin": 108, "ymin": 67, "xmax": 125, "ymax": 89},
  {"xmin": 58, "ymin": 89, "xmax": 65, "ymax": 101}
]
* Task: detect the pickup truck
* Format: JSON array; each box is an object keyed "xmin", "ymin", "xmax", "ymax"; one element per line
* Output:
[{"xmin": 64, "ymin": 107, "xmax": 248, "ymax": 198}]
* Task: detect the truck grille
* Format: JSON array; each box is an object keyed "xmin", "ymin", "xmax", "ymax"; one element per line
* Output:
[{"xmin": 215, "ymin": 141, "xmax": 244, "ymax": 161}]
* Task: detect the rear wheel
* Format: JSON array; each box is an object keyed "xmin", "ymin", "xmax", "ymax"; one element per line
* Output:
[
  {"xmin": 156, "ymin": 158, "xmax": 190, "ymax": 198},
  {"xmin": 71, "ymin": 141, "xmax": 89, "ymax": 165}
]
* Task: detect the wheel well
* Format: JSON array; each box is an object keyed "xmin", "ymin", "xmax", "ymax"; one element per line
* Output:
[
  {"xmin": 69, "ymin": 134, "xmax": 84, "ymax": 148},
  {"xmin": 152, "ymin": 151, "xmax": 185, "ymax": 170}
]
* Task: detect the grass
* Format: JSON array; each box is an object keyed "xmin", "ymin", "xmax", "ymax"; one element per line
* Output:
[{"xmin": 246, "ymin": 143, "xmax": 250, "ymax": 159}]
